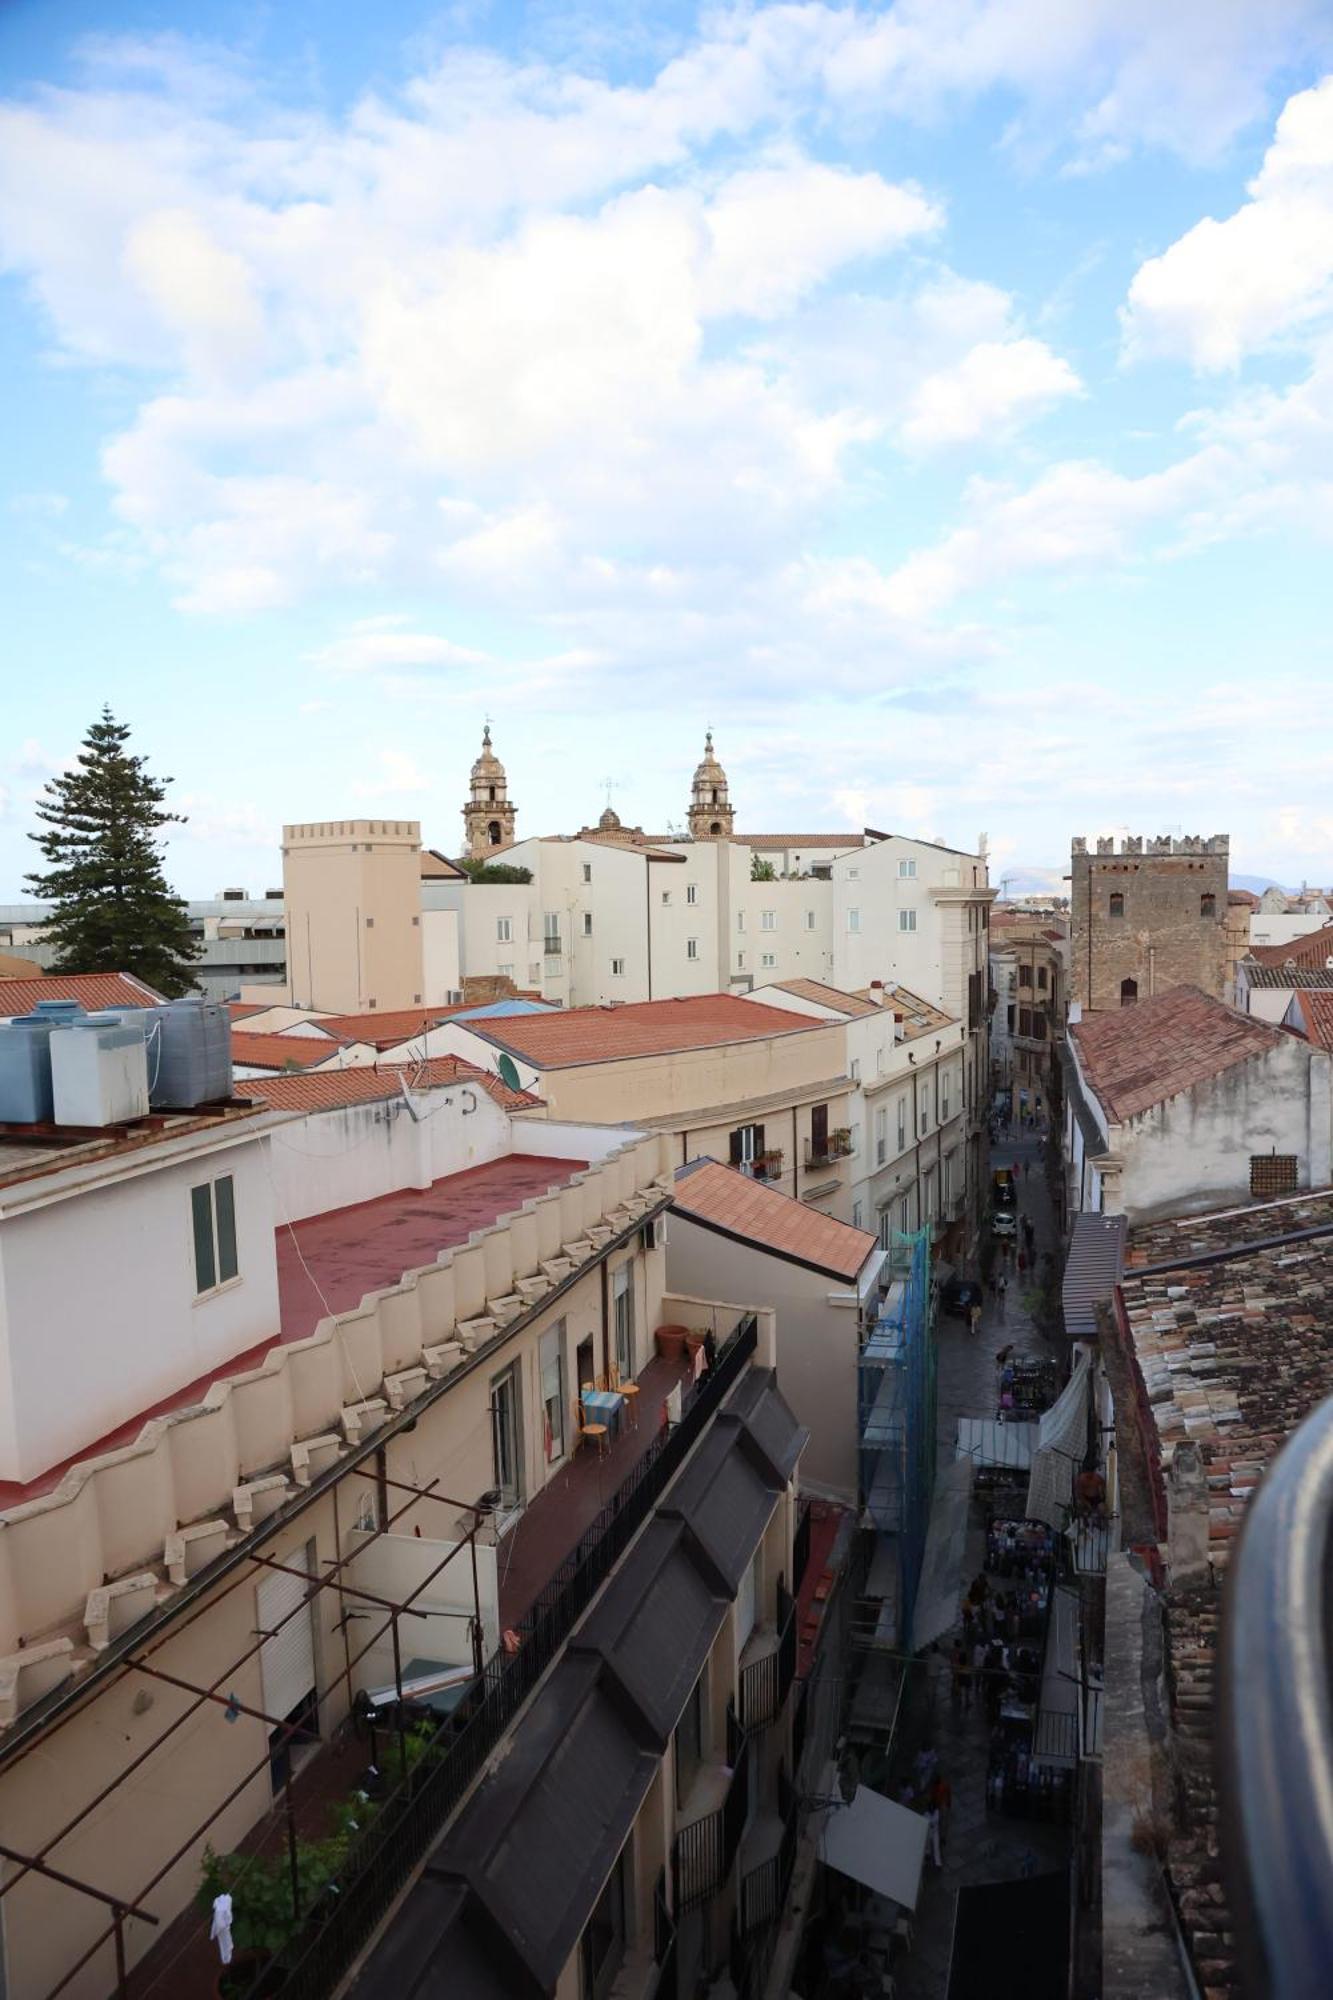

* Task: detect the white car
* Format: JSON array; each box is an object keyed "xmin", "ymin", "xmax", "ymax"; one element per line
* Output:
[{"xmin": 991, "ymin": 1210, "xmax": 1017, "ymax": 1239}]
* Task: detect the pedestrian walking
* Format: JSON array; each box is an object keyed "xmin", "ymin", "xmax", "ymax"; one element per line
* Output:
[
  {"xmin": 932, "ymin": 1772, "xmax": 953, "ymax": 1839},
  {"xmin": 969, "ymin": 1301, "xmax": 982, "ymax": 1338},
  {"xmin": 926, "ymin": 1804, "xmax": 943, "ymax": 1868},
  {"xmin": 997, "ymin": 1276, "xmax": 1007, "ymax": 1322}
]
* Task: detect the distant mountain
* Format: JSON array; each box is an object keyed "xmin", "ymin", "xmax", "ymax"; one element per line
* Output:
[
  {"xmin": 994, "ymin": 865, "xmax": 1067, "ymax": 897},
  {"xmin": 1231, "ymin": 873, "xmax": 1285, "ymax": 895}
]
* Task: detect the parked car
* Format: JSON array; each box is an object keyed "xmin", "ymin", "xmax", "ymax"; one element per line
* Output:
[
  {"xmin": 993, "ymin": 1167, "xmax": 1016, "ymax": 1208},
  {"xmin": 991, "ymin": 1210, "xmax": 1017, "ymax": 1240},
  {"xmin": 941, "ymin": 1276, "xmax": 984, "ymax": 1319}
]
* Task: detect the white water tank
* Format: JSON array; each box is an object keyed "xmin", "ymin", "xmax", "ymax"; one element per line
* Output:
[{"xmin": 50, "ymin": 1020, "xmax": 150, "ymax": 1127}]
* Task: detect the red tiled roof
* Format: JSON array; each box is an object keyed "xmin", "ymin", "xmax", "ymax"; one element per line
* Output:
[
  {"xmin": 307, "ymin": 1003, "xmax": 479, "ymax": 1047},
  {"xmin": 231, "ymin": 1031, "xmax": 344, "ymax": 1071},
  {"xmin": 227, "ymin": 1002, "xmax": 268, "ymax": 1021},
  {"xmin": 770, "ymin": 979, "xmax": 881, "ymax": 1019},
  {"xmin": 1227, "ymin": 888, "xmax": 1260, "ymax": 908},
  {"xmin": 1070, "ymin": 985, "xmax": 1285, "ymax": 1123},
  {"xmin": 745, "ymin": 833, "xmax": 863, "ymax": 850},
  {"xmin": 233, "ymin": 1054, "xmax": 543, "ymax": 1112},
  {"xmin": 1249, "ymin": 920, "xmax": 1333, "ymax": 968},
  {"xmin": 671, "ymin": 1157, "xmax": 876, "ymax": 1282},
  {"xmin": 0, "ymin": 971, "xmax": 162, "ymax": 1017},
  {"xmin": 465, "ymin": 994, "xmax": 828, "ymax": 1069},
  {"xmin": 1293, "ymin": 990, "xmax": 1333, "ymax": 1051}
]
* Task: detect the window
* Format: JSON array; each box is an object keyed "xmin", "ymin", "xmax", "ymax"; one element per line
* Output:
[
  {"xmin": 730, "ymin": 1122, "xmax": 765, "ymax": 1170},
  {"xmin": 543, "ymin": 913, "xmax": 562, "ymax": 953},
  {"xmin": 737, "ymin": 912, "xmax": 745, "ymax": 933},
  {"xmin": 898, "ymin": 909, "xmax": 917, "ymax": 933},
  {"xmin": 737, "ymin": 950, "xmax": 746, "ymax": 968},
  {"xmin": 852, "ymin": 1200, "xmax": 863, "ymax": 1230},
  {"xmin": 613, "ymin": 1263, "xmax": 635, "ymax": 1378},
  {"xmin": 896, "ymin": 1098, "xmax": 906, "ymax": 1150},
  {"xmin": 687, "ymin": 937, "xmax": 699, "ymax": 961},
  {"xmin": 364, "ymin": 916, "xmax": 374, "ymax": 929},
  {"xmin": 496, "ymin": 916, "xmax": 512, "ymax": 942},
  {"xmin": 1007, "ymin": 1003, "xmax": 1016, "ymax": 1032},
  {"xmin": 806, "ymin": 909, "xmax": 816, "ymax": 930},
  {"xmin": 898, "ymin": 857, "xmax": 917, "ymax": 878},
  {"xmin": 1251, "ymin": 1154, "xmax": 1298, "ymax": 1196},
  {"xmin": 540, "ymin": 1322, "xmax": 567, "ymax": 1463},
  {"xmin": 582, "ymin": 863, "xmax": 592, "ymax": 883},
  {"xmin": 611, "ymin": 957, "xmax": 626, "ymax": 977},
  {"xmin": 847, "ymin": 867, "xmax": 859, "ymax": 881},
  {"xmin": 686, "ymin": 883, "xmax": 698, "ymax": 905},
  {"xmin": 875, "ymin": 1107, "xmax": 887, "ymax": 1164},
  {"xmin": 923, "ymin": 1168, "xmax": 935, "ymax": 1219},
  {"xmin": 761, "ymin": 910, "xmax": 776, "ymax": 931},
  {"xmin": 1109, "ymin": 892, "xmax": 1125, "ymax": 919},
  {"xmin": 675, "ymin": 1670, "xmax": 705, "ymax": 1805},
  {"xmin": 192, "ymin": 1176, "xmax": 238, "ymax": 1295},
  {"xmin": 761, "ymin": 951, "xmax": 776, "ymax": 968},
  {"xmin": 661, "ymin": 891, "xmax": 672, "ymax": 906},
  {"xmin": 498, "ymin": 962, "xmax": 514, "ymax": 980},
  {"xmin": 1120, "ymin": 976, "xmax": 1138, "ymax": 1005},
  {"xmin": 898, "ymin": 1193, "xmax": 910, "ymax": 1235},
  {"xmin": 1201, "ymin": 892, "xmax": 1216, "ymax": 919},
  {"xmin": 1037, "ymin": 965, "xmax": 1048, "ymax": 991},
  {"xmin": 580, "ymin": 1847, "xmax": 628, "ymax": 2000},
  {"xmin": 941, "ymin": 1074, "xmax": 950, "ymax": 1120},
  {"xmin": 582, "ymin": 912, "xmax": 593, "ymax": 937},
  {"xmin": 850, "ymin": 1056, "xmax": 861, "ymax": 1083},
  {"xmin": 850, "ymin": 1122, "xmax": 861, "ymax": 1158},
  {"xmin": 847, "ymin": 908, "xmax": 860, "ymax": 934},
  {"xmin": 490, "ymin": 1363, "xmax": 522, "ymax": 1505}
]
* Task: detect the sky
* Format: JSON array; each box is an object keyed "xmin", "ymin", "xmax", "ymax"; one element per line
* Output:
[{"xmin": 3, "ymin": 1, "xmax": 1333, "ymax": 898}]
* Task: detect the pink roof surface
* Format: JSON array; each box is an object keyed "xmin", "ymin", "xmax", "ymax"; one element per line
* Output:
[
  {"xmin": 0, "ymin": 971, "xmax": 162, "ymax": 1016},
  {"xmin": 467, "ymin": 992, "xmax": 827, "ymax": 1069}
]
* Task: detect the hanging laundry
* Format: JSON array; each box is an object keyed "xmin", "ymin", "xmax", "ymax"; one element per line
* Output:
[{"xmin": 210, "ymin": 1891, "xmax": 234, "ymax": 1966}]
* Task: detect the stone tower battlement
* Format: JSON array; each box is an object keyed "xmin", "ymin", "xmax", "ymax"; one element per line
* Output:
[
  {"xmin": 1071, "ymin": 834, "xmax": 1229, "ymax": 857},
  {"xmin": 1070, "ymin": 832, "xmax": 1230, "ymax": 1010}
]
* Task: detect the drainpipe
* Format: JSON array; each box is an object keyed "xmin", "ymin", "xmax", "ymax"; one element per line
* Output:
[{"xmin": 600, "ymin": 1257, "xmax": 611, "ymax": 1382}]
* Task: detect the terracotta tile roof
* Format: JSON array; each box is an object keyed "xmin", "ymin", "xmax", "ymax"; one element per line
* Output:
[
  {"xmin": 744, "ymin": 833, "xmax": 864, "ymax": 850},
  {"xmin": 1248, "ymin": 920, "xmax": 1333, "ymax": 968},
  {"xmin": 1117, "ymin": 1197, "xmax": 1333, "ymax": 1998},
  {"xmin": 671, "ymin": 1157, "xmax": 876, "ymax": 1281},
  {"xmin": 421, "ymin": 848, "xmax": 466, "ymax": 878},
  {"xmin": 1227, "ymin": 888, "xmax": 1260, "ymax": 907},
  {"xmin": 1069, "ymin": 985, "xmax": 1284, "ymax": 1123},
  {"xmin": 231, "ymin": 1030, "xmax": 345, "ymax": 1071},
  {"xmin": 233, "ymin": 1054, "xmax": 543, "ymax": 1113},
  {"xmin": 305, "ymin": 1003, "xmax": 474, "ymax": 1047},
  {"xmin": 770, "ymin": 979, "xmax": 881, "ymax": 1019},
  {"xmin": 227, "ymin": 1002, "xmax": 268, "ymax": 1021},
  {"xmin": 465, "ymin": 994, "xmax": 828, "ymax": 1069},
  {"xmin": 1239, "ymin": 962, "xmax": 1333, "ymax": 990},
  {"xmin": 1293, "ymin": 989, "xmax": 1333, "ymax": 1050},
  {"xmin": 0, "ymin": 971, "xmax": 163, "ymax": 1017}
]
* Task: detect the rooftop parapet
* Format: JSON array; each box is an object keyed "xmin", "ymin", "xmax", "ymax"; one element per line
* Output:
[{"xmin": 1071, "ymin": 834, "xmax": 1229, "ymax": 857}]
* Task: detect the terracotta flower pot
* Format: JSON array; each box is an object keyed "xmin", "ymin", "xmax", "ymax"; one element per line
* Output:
[
  {"xmin": 684, "ymin": 1329, "xmax": 707, "ymax": 1354},
  {"xmin": 655, "ymin": 1324, "xmax": 688, "ymax": 1361}
]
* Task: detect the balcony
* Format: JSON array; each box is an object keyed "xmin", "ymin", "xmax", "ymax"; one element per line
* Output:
[
  {"xmin": 241, "ymin": 1313, "xmax": 761, "ymax": 2000},
  {"xmin": 543, "ymin": 937, "xmax": 563, "ymax": 957},
  {"xmin": 742, "ymin": 1149, "xmax": 784, "ymax": 1184},
  {"xmin": 804, "ymin": 1128, "xmax": 853, "ymax": 1169},
  {"xmin": 672, "ymin": 1703, "xmax": 749, "ymax": 1911},
  {"xmin": 739, "ymin": 1578, "xmax": 797, "ymax": 1731},
  {"xmin": 1220, "ymin": 1393, "xmax": 1333, "ymax": 1999}
]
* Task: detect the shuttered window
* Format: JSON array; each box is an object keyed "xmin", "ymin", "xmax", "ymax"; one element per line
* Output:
[{"xmin": 192, "ymin": 1175, "xmax": 238, "ymax": 1294}]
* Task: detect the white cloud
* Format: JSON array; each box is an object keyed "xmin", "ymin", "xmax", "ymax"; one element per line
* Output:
[
  {"xmin": 1123, "ymin": 75, "xmax": 1333, "ymax": 369},
  {"xmin": 352, "ymin": 749, "xmax": 432, "ymax": 799},
  {"xmin": 901, "ymin": 335, "xmax": 1082, "ymax": 446},
  {"xmin": 307, "ymin": 617, "xmax": 489, "ymax": 674},
  {"xmin": 123, "ymin": 207, "xmax": 264, "ymax": 379}
]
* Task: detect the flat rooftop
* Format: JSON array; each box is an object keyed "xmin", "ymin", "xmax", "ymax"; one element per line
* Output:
[
  {"xmin": 0, "ymin": 1150, "xmax": 588, "ymax": 1510},
  {"xmin": 0, "ymin": 1102, "xmax": 272, "ymax": 1197}
]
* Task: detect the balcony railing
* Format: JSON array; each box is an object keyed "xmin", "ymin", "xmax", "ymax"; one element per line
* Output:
[
  {"xmin": 742, "ymin": 1149, "xmax": 784, "ymax": 1183},
  {"xmin": 732, "ymin": 1766, "xmax": 799, "ymax": 2000},
  {"xmin": 249, "ymin": 1314, "xmax": 761, "ymax": 2000},
  {"xmin": 653, "ymin": 1869, "xmax": 679, "ymax": 2000},
  {"xmin": 672, "ymin": 1704, "xmax": 749, "ymax": 1911},
  {"xmin": 1219, "ymin": 1394, "xmax": 1333, "ymax": 2000},
  {"xmin": 543, "ymin": 937, "xmax": 563, "ymax": 956},
  {"xmin": 804, "ymin": 1128, "xmax": 853, "ymax": 1169},
  {"xmin": 740, "ymin": 1580, "xmax": 797, "ymax": 1731}
]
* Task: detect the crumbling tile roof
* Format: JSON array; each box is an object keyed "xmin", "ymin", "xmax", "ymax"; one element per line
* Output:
[
  {"xmin": 230, "ymin": 1031, "xmax": 345, "ymax": 1071},
  {"xmin": 233, "ymin": 1054, "xmax": 543, "ymax": 1113},
  {"xmin": 1118, "ymin": 1191, "xmax": 1333, "ymax": 2000},
  {"xmin": 1292, "ymin": 990, "xmax": 1333, "ymax": 1050},
  {"xmin": 769, "ymin": 979, "xmax": 881, "ymax": 1018},
  {"xmin": 671, "ymin": 1156, "xmax": 875, "ymax": 1282},
  {"xmin": 1239, "ymin": 962, "xmax": 1333, "ymax": 990},
  {"xmin": 465, "ymin": 993, "xmax": 827, "ymax": 1069},
  {"xmin": 1248, "ymin": 920, "xmax": 1333, "ymax": 968},
  {"xmin": 1069, "ymin": 985, "xmax": 1285, "ymax": 1122},
  {"xmin": 744, "ymin": 833, "xmax": 864, "ymax": 850},
  {"xmin": 0, "ymin": 971, "xmax": 163, "ymax": 1017}
]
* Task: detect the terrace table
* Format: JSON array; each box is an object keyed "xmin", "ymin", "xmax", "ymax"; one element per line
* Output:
[{"xmin": 582, "ymin": 1388, "xmax": 625, "ymax": 1436}]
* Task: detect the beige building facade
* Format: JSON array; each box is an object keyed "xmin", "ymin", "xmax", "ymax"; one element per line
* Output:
[{"xmin": 282, "ymin": 818, "xmax": 427, "ymax": 1015}]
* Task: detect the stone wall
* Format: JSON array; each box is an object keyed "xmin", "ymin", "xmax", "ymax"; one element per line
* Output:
[{"xmin": 1070, "ymin": 835, "xmax": 1229, "ymax": 1010}]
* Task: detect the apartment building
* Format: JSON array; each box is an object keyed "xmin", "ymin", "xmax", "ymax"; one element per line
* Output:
[
  {"xmin": 431, "ymin": 993, "xmax": 857, "ymax": 1219},
  {"xmin": 988, "ymin": 912, "xmax": 1068, "ymax": 1126},
  {"xmin": 739, "ymin": 978, "xmax": 970, "ymax": 1254}
]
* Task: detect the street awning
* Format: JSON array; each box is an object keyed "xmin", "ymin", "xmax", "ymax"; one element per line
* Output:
[
  {"xmin": 1025, "ymin": 1359, "xmax": 1091, "ymax": 1528},
  {"xmin": 819, "ymin": 1785, "xmax": 928, "ymax": 1911},
  {"xmin": 1032, "ymin": 1583, "xmax": 1080, "ymax": 1769},
  {"xmin": 956, "ymin": 1417, "xmax": 1038, "ymax": 1471},
  {"xmin": 911, "ymin": 1458, "xmax": 974, "ymax": 1651}
]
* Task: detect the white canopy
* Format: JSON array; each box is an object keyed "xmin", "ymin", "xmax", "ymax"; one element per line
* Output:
[
  {"xmin": 820, "ymin": 1785, "xmax": 929, "ymax": 1910},
  {"xmin": 956, "ymin": 1417, "xmax": 1038, "ymax": 1471},
  {"xmin": 1025, "ymin": 1360, "xmax": 1091, "ymax": 1528},
  {"xmin": 911, "ymin": 1458, "xmax": 974, "ymax": 1651}
]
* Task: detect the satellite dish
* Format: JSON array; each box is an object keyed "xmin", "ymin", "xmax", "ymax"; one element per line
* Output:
[{"xmin": 497, "ymin": 1052, "xmax": 523, "ymax": 1092}]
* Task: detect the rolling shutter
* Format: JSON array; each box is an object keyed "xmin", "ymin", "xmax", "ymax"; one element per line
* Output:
[{"xmin": 257, "ymin": 1547, "xmax": 316, "ymax": 1722}]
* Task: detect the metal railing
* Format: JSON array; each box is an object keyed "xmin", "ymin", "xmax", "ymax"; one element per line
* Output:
[
  {"xmin": 740, "ymin": 1580, "xmax": 796, "ymax": 1732},
  {"xmin": 653, "ymin": 1868, "xmax": 679, "ymax": 2000},
  {"xmin": 804, "ymin": 1129, "xmax": 853, "ymax": 1168},
  {"xmin": 743, "ymin": 1150, "xmax": 784, "ymax": 1183},
  {"xmin": 792, "ymin": 1504, "xmax": 813, "ymax": 1595},
  {"xmin": 732, "ymin": 1766, "xmax": 799, "ymax": 1998},
  {"xmin": 673, "ymin": 1704, "xmax": 749, "ymax": 1912},
  {"xmin": 248, "ymin": 1314, "xmax": 760, "ymax": 2000},
  {"xmin": 1219, "ymin": 1394, "xmax": 1333, "ymax": 2000}
]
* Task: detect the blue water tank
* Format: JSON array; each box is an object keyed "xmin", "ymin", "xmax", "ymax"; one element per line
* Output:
[
  {"xmin": 0, "ymin": 1019, "xmax": 61, "ymax": 1122},
  {"xmin": 150, "ymin": 1000, "xmax": 234, "ymax": 1107}
]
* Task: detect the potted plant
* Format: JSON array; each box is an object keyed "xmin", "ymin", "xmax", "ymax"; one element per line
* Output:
[{"xmin": 655, "ymin": 1323, "xmax": 689, "ymax": 1361}]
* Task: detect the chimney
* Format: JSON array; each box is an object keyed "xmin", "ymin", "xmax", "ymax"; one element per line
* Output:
[{"xmin": 868, "ymin": 981, "xmax": 885, "ymax": 1006}]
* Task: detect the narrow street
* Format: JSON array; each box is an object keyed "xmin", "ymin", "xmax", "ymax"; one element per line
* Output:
[{"xmin": 893, "ymin": 1129, "xmax": 1071, "ymax": 2000}]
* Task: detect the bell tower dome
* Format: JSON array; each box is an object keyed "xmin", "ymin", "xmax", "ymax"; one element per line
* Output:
[
  {"xmin": 687, "ymin": 730, "xmax": 735, "ymax": 840},
  {"xmin": 462, "ymin": 724, "xmax": 517, "ymax": 860}
]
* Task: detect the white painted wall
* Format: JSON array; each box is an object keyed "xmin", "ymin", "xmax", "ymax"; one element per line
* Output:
[
  {"xmin": 421, "ymin": 906, "xmax": 461, "ymax": 1004},
  {"xmin": 264, "ymin": 1081, "xmax": 515, "ymax": 1225},
  {"xmin": 0, "ymin": 1131, "xmax": 281, "ymax": 1483},
  {"xmin": 1249, "ymin": 913, "xmax": 1330, "ymax": 948}
]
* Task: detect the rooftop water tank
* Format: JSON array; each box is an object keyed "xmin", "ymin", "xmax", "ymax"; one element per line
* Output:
[
  {"xmin": 0, "ymin": 1018, "xmax": 63, "ymax": 1123},
  {"xmin": 149, "ymin": 999, "xmax": 234, "ymax": 1107},
  {"xmin": 50, "ymin": 1019, "xmax": 150, "ymax": 1128}
]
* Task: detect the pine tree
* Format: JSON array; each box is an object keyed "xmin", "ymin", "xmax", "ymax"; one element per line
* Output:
[{"xmin": 26, "ymin": 708, "xmax": 202, "ymax": 998}]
